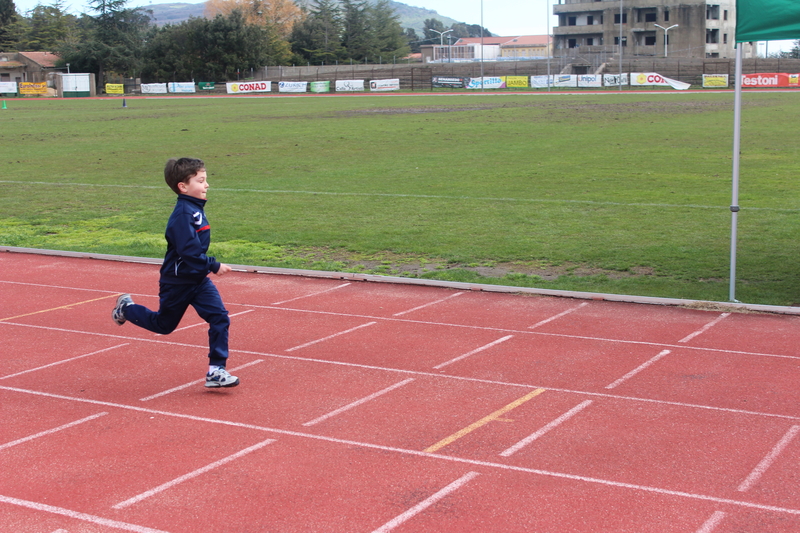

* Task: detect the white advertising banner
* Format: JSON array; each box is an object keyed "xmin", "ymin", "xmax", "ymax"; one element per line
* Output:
[
  {"xmin": 168, "ymin": 82, "xmax": 196, "ymax": 93},
  {"xmin": 466, "ymin": 76, "xmax": 505, "ymax": 89},
  {"xmin": 603, "ymin": 73, "xmax": 629, "ymax": 87},
  {"xmin": 336, "ymin": 80, "xmax": 365, "ymax": 92},
  {"xmin": 370, "ymin": 79, "xmax": 400, "ymax": 92},
  {"xmin": 577, "ymin": 74, "xmax": 602, "ymax": 88},
  {"xmin": 0, "ymin": 81, "xmax": 17, "ymax": 93},
  {"xmin": 141, "ymin": 83, "xmax": 168, "ymax": 94},
  {"xmin": 226, "ymin": 81, "xmax": 271, "ymax": 94},
  {"xmin": 279, "ymin": 81, "xmax": 307, "ymax": 93},
  {"xmin": 631, "ymin": 72, "xmax": 690, "ymax": 90},
  {"xmin": 553, "ymin": 75, "xmax": 578, "ymax": 88},
  {"xmin": 530, "ymin": 75, "xmax": 553, "ymax": 88}
]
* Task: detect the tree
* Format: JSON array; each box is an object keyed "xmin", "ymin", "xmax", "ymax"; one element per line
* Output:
[
  {"xmin": 340, "ymin": 0, "xmax": 371, "ymax": 61},
  {"xmin": 140, "ymin": 9, "xmax": 289, "ymax": 82},
  {"xmin": 290, "ymin": 0, "xmax": 343, "ymax": 64},
  {"xmin": 404, "ymin": 27, "xmax": 419, "ymax": 53},
  {"xmin": 422, "ymin": 17, "xmax": 445, "ymax": 44},
  {"xmin": 368, "ymin": 0, "xmax": 408, "ymax": 62},
  {"xmin": 57, "ymin": 0, "xmax": 151, "ymax": 90},
  {"xmin": 0, "ymin": 0, "xmax": 18, "ymax": 50},
  {"xmin": 204, "ymin": 0, "xmax": 302, "ymax": 39},
  {"xmin": 22, "ymin": 1, "xmax": 78, "ymax": 51}
]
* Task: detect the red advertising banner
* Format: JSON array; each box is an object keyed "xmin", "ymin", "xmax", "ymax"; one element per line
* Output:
[{"xmin": 741, "ymin": 73, "xmax": 800, "ymax": 88}]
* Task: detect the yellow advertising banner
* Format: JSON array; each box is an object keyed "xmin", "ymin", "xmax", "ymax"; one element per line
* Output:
[
  {"xmin": 106, "ymin": 83, "xmax": 125, "ymax": 94},
  {"xmin": 702, "ymin": 74, "xmax": 729, "ymax": 88},
  {"xmin": 504, "ymin": 76, "xmax": 529, "ymax": 88},
  {"xmin": 19, "ymin": 82, "xmax": 48, "ymax": 95}
]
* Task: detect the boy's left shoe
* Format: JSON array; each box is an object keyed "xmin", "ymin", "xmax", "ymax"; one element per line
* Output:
[
  {"xmin": 112, "ymin": 294, "xmax": 134, "ymax": 325},
  {"xmin": 205, "ymin": 367, "xmax": 240, "ymax": 388}
]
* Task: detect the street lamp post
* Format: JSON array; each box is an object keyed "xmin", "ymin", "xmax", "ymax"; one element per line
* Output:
[
  {"xmin": 654, "ymin": 24, "xmax": 678, "ymax": 57},
  {"xmin": 430, "ymin": 28, "xmax": 453, "ymax": 62}
]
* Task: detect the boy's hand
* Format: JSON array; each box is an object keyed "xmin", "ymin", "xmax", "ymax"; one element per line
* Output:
[{"xmin": 215, "ymin": 263, "xmax": 232, "ymax": 276}]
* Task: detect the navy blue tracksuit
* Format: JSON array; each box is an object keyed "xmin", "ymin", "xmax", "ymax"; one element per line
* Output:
[{"xmin": 124, "ymin": 194, "xmax": 230, "ymax": 367}]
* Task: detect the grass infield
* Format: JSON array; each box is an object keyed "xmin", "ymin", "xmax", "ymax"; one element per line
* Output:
[{"xmin": 1, "ymin": 91, "xmax": 799, "ymax": 305}]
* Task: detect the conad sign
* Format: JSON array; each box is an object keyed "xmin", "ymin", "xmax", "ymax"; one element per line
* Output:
[{"xmin": 741, "ymin": 73, "xmax": 800, "ymax": 88}]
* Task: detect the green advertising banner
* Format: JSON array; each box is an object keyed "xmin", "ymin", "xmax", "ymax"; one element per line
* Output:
[
  {"xmin": 736, "ymin": 0, "xmax": 800, "ymax": 42},
  {"xmin": 198, "ymin": 82, "xmax": 215, "ymax": 90},
  {"xmin": 310, "ymin": 81, "xmax": 330, "ymax": 93}
]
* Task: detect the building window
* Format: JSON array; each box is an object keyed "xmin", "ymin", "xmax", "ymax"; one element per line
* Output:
[
  {"xmin": 707, "ymin": 29, "xmax": 719, "ymax": 44},
  {"xmin": 568, "ymin": 16, "xmax": 577, "ymax": 26},
  {"xmin": 645, "ymin": 12, "xmax": 657, "ymax": 22},
  {"xmin": 587, "ymin": 38, "xmax": 594, "ymax": 46},
  {"xmin": 723, "ymin": 33, "xmax": 728, "ymax": 44},
  {"xmin": 568, "ymin": 38, "xmax": 578, "ymax": 48},
  {"xmin": 724, "ymin": 10, "xmax": 728, "ymax": 20},
  {"xmin": 587, "ymin": 15, "xmax": 594, "ymax": 25},
  {"xmin": 664, "ymin": 10, "xmax": 669, "ymax": 22},
  {"xmin": 614, "ymin": 13, "xmax": 628, "ymax": 24},
  {"xmin": 614, "ymin": 36, "xmax": 628, "ymax": 47},
  {"xmin": 707, "ymin": 5, "xmax": 720, "ymax": 20},
  {"xmin": 645, "ymin": 35, "xmax": 656, "ymax": 46}
]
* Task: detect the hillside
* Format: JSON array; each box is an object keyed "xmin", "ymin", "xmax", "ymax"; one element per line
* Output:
[{"xmin": 142, "ymin": 1, "xmax": 465, "ymax": 36}]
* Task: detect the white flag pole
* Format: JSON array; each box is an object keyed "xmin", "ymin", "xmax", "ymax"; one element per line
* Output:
[{"xmin": 729, "ymin": 44, "xmax": 743, "ymax": 302}]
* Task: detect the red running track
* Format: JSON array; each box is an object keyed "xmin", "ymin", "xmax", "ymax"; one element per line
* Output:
[{"xmin": 1, "ymin": 251, "xmax": 799, "ymax": 533}]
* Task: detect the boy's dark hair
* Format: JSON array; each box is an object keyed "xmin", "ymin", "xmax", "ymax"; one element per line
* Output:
[{"xmin": 164, "ymin": 158, "xmax": 205, "ymax": 194}]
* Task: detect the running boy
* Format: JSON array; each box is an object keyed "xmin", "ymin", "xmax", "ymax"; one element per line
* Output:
[{"xmin": 112, "ymin": 157, "xmax": 239, "ymax": 388}]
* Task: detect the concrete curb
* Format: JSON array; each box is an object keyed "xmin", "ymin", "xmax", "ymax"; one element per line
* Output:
[{"xmin": 3, "ymin": 245, "xmax": 799, "ymax": 316}]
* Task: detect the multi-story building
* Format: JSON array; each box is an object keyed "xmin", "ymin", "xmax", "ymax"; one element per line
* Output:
[{"xmin": 552, "ymin": 0, "xmax": 755, "ymax": 59}]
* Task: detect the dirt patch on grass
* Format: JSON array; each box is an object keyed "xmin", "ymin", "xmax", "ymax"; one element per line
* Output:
[{"xmin": 288, "ymin": 246, "xmax": 655, "ymax": 280}]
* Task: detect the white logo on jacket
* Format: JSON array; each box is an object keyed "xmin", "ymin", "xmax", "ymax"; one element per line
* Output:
[{"xmin": 192, "ymin": 211, "xmax": 203, "ymax": 226}]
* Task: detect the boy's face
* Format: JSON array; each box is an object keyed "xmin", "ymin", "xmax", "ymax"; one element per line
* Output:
[{"xmin": 178, "ymin": 169, "xmax": 209, "ymax": 200}]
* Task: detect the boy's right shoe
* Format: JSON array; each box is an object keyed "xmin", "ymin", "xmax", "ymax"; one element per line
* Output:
[
  {"xmin": 112, "ymin": 294, "xmax": 134, "ymax": 325},
  {"xmin": 205, "ymin": 367, "xmax": 240, "ymax": 388}
]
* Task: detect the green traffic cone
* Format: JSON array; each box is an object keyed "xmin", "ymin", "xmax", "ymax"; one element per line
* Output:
[{"xmin": 2, "ymin": 100, "xmax": 6, "ymax": 110}]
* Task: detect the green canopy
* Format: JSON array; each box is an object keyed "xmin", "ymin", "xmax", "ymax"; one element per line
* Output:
[{"xmin": 736, "ymin": 0, "xmax": 800, "ymax": 42}]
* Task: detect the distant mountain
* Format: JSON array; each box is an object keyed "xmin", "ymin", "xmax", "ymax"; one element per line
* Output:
[{"xmin": 140, "ymin": 1, "xmax": 464, "ymax": 36}]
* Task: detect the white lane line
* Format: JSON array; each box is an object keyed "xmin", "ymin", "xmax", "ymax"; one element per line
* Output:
[
  {"xmin": 285, "ymin": 321, "xmax": 377, "ymax": 352},
  {"xmin": 605, "ymin": 350, "xmax": 671, "ymax": 390},
  {"xmin": 271, "ymin": 283, "xmax": 351, "ymax": 306},
  {"xmin": 3, "ymin": 385, "xmax": 800, "ymax": 516},
  {"xmin": 371, "ymin": 472, "xmax": 480, "ymax": 533},
  {"xmin": 163, "ymin": 309, "xmax": 254, "ymax": 335},
  {"xmin": 0, "ymin": 412, "xmax": 108, "ymax": 452},
  {"xmin": 112, "ymin": 438, "xmax": 276, "ymax": 509},
  {"xmin": 392, "ymin": 291, "xmax": 464, "ymax": 317},
  {"xmin": 2, "ymin": 321, "xmax": 798, "ymax": 423},
  {"xmin": 528, "ymin": 302, "xmax": 589, "ymax": 329},
  {"xmin": 303, "ymin": 378, "xmax": 415, "ymax": 427},
  {"xmin": 0, "ymin": 344, "xmax": 129, "ymax": 381},
  {"xmin": 694, "ymin": 511, "xmax": 726, "ymax": 533},
  {"xmin": 0, "ymin": 494, "xmax": 171, "ymax": 533},
  {"xmin": 679, "ymin": 313, "xmax": 731, "ymax": 343},
  {"xmin": 6, "ymin": 301, "xmax": 800, "ymax": 364},
  {"xmin": 737, "ymin": 425, "xmax": 800, "ymax": 492},
  {"xmin": 433, "ymin": 335, "xmax": 514, "ymax": 370},
  {"xmin": 499, "ymin": 400, "xmax": 593, "ymax": 457},
  {"xmin": 139, "ymin": 360, "xmax": 265, "ymax": 402}
]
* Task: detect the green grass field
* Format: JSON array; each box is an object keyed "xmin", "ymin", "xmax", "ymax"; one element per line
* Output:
[{"xmin": 2, "ymin": 91, "xmax": 800, "ymax": 305}]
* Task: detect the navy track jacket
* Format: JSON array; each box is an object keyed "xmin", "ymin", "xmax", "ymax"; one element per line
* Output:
[{"xmin": 159, "ymin": 194, "xmax": 221, "ymax": 285}]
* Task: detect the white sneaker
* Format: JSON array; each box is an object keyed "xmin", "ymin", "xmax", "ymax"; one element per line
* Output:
[
  {"xmin": 205, "ymin": 367, "xmax": 240, "ymax": 388},
  {"xmin": 112, "ymin": 294, "xmax": 133, "ymax": 325}
]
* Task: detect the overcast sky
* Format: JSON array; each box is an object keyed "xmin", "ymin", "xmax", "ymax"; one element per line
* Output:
[{"xmin": 12, "ymin": 0, "xmax": 797, "ymax": 52}]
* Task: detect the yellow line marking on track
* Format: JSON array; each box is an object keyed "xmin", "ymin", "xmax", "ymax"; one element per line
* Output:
[
  {"xmin": 424, "ymin": 388, "xmax": 546, "ymax": 453},
  {"xmin": 0, "ymin": 294, "xmax": 120, "ymax": 322}
]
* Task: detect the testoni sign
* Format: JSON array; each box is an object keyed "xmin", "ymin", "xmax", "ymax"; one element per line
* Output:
[
  {"xmin": 226, "ymin": 81, "xmax": 271, "ymax": 94},
  {"xmin": 741, "ymin": 73, "xmax": 800, "ymax": 87}
]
